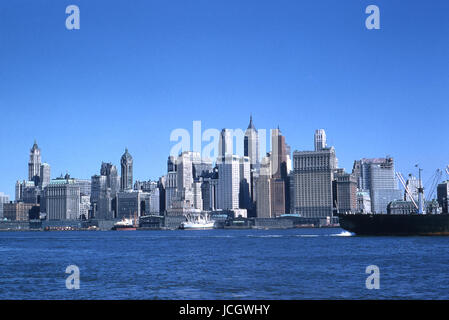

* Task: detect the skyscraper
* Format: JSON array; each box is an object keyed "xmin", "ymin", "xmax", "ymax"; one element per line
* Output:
[
  {"xmin": 244, "ymin": 115, "xmax": 260, "ymax": 169},
  {"xmin": 352, "ymin": 157, "xmax": 402, "ymax": 213},
  {"xmin": 217, "ymin": 154, "xmax": 241, "ymax": 210},
  {"xmin": 120, "ymin": 148, "xmax": 133, "ymax": 191},
  {"xmin": 314, "ymin": 129, "xmax": 326, "ymax": 151},
  {"xmin": 291, "ymin": 130, "xmax": 338, "ymax": 219},
  {"xmin": 0, "ymin": 192, "xmax": 9, "ymax": 218},
  {"xmin": 28, "ymin": 140, "xmax": 41, "ymax": 185},
  {"xmin": 91, "ymin": 162, "xmax": 119, "ymax": 219},
  {"xmin": 270, "ymin": 128, "xmax": 289, "ymax": 216},
  {"xmin": 255, "ymin": 156, "xmax": 272, "ymax": 218},
  {"xmin": 39, "ymin": 163, "xmax": 51, "ymax": 188}
]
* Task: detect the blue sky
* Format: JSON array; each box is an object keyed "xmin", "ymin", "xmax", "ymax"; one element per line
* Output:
[{"xmin": 0, "ymin": 0, "xmax": 448, "ymax": 198}]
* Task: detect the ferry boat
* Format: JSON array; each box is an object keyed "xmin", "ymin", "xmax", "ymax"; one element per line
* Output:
[
  {"xmin": 180, "ymin": 213, "xmax": 215, "ymax": 230},
  {"xmin": 112, "ymin": 217, "xmax": 137, "ymax": 231}
]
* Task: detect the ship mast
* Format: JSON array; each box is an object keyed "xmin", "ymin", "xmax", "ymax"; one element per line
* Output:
[{"xmin": 417, "ymin": 165, "xmax": 425, "ymax": 214}]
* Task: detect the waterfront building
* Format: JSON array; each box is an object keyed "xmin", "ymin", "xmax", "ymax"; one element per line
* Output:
[
  {"xmin": 3, "ymin": 202, "xmax": 39, "ymax": 221},
  {"xmin": 291, "ymin": 130, "xmax": 338, "ymax": 219},
  {"xmin": 0, "ymin": 193, "xmax": 9, "ymax": 218},
  {"xmin": 45, "ymin": 177, "xmax": 80, "ymax": 220},
  {"xmin": 28, "ymin": 141, "xmax": 41, "ymax": 185},
  {"xmin": 120, "ymin": 148, "xmax": 133, "ymax": 191},
  {"xmin": 437, "ymin": 181, "xmax": 449, "ymax": 214},
  {"xmin": 117, "ymin": 190, "xmax": 153, "ymax": 218},
  {"xmin": 165, "ymin": 171, "xmax": 178, "ymax": 211}
]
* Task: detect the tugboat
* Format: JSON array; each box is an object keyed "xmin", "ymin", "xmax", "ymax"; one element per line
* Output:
[
  {"xmin": 339, "ymin": 166, "xmax": 449, "ymax": 236},
  {"xmin": 180, "ymin": 213, "xmax": 215, "ymax": 230}
]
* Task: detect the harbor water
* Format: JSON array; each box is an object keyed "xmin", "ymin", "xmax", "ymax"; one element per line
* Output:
[{"xmin": 1, "ymin": 228, "xmax": 449, "ymax": 299}]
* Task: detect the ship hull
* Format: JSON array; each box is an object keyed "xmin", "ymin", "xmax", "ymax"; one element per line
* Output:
[
  {"xmin": 179, "ymin": 222, "xmax": 215, "ymax": 230},
  {"xmin": 338, "ymin": 213, "xmax": 449, "ymax": 236}
]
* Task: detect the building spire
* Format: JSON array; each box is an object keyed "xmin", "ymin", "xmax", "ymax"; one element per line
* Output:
[{"xmin": 247, "ymin": 114, "xmax": 256, "ymax": 130}]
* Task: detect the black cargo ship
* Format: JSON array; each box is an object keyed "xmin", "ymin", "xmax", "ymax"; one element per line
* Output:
[
  {"xmin": 338, "ymin": 213, "xmax": 449, "ymax": 236},
  {"xmin": 339, "ymin": 166, "xmax": 449, "ymax": 236}
]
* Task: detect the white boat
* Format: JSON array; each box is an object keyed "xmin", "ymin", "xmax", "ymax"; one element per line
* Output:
[
  {"xmin": 180, "ymin": 213, "xmax": 215, "ymax": 230},
  {"xmin": 112, "ymin": 217, "xmax": 137, "ymax": 231}
]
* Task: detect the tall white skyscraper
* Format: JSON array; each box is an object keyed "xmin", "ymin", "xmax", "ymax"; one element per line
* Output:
[
  {"xmin": 28, "ymin": 140, "xmax": 41, "ymax": 184},
  {"xmin": 217, "ymin": 155, "xmax": 241, "ymax": 210},
  {"xmin": 314, "ymin": 129, "xmax": 327, "ymax": 151},
  {"xmin": 244, "ymin": 115, "xmax": 260, "ymax": 169}
]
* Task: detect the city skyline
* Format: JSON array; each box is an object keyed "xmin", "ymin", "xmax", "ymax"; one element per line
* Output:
[{"xmin": 1, "ymin": 0, "xmax": 449, "ymax": 197}]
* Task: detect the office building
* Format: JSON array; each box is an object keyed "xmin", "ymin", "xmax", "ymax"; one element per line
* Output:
[
  {"xmin": 291, "ymin": 130, "xmax": 338, "ymax": 219},
  {"xmin": 28, "ymin": 140, "xmax": 41, "ymax": 185},
  {"xmin": 0, "ymin": 193, "xmax": 9, "ymax": 218},
  {"xmin": 437, "ymin": 181, "xmax": 449, "ymax": 214},
  {"xmin": 352, "ymin": 157, "xmax": 402, "ymax": 214},
  {"xmin": 45, "ymin": 177, "xmax": 80, "ymax": 220},
  {"xmin": 120, "ymin": 148, "xmax": 133, "ymax": 191},
  {"xmin": 3, "ymin": 202, "xmax": 39, "ymax": 221}
]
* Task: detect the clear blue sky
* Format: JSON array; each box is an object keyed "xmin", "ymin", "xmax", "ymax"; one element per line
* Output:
[{"xmin": 1, "ymin": 0, "xmax": 448, "ymax": 199}]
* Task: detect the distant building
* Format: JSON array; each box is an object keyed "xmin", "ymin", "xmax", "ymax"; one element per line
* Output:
[
  {"xmin": 255, "ymin": 156, "xmax": 272, "ymax": 218},
  {"xmin": 45, "ymin": 177, "xmax": 80, "ymax": 220},
  {"xmin": 356, "ymin": 191, "xmax": 372, "ymax": 213},
  {"xmin": 0, "ymin": 193, "xmax": 10, "ymax": 218},
  {"xmin": 333, "ymin": 169, "xmax": 357, "ymax": 213},
  {"xmin": 352, "ymin": 157, "xmax": 402, "ymax": 214},
  {"xmin": 291, "ymin": 131, "xmax": 338, "ymax": 219},
  {"xmin": 388, "ymin": 200, "xmax": 440, "ymax": 215},
  {"xmin": 3, "ymin": 202, "xmax": 39, "ymax": 221},
  {"xmin": 80, "ymin": 195, "xmax": 90, "ymax": 220},
  {"xmin": 314, "ymin": 129, "xmax": 326, "ymax": 151},
  {"xmin": 28, "ymin": 141, "xmax": 41, "ymax": 185},
  {"xmin": 91, "ymin": 163, "xmax": 119, "ymax": 220},
  {"xmin": 217, "ymin": 154, "xmax": 251, "ymax": 211},
  {"xmin": 39, "ymin": 163, "xmax": 51, "ymax": 188},
  {"xmin": 437, "ymin": 181, "xmax": 449, "ymax": 214},
  {"xmin": 117, "ymin": 190, "xmax": 154, "ymax": 218},
  {"xmin": 244, "ymin": 115, "xmax": 260, "ymax": 170},
  {"xmin": 405, "ymin": 174, "xmax": 420, "ymax": 203},
  {"xmin": 120, "ymin": 148, "xmax": 133, "ymax": 191}
]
